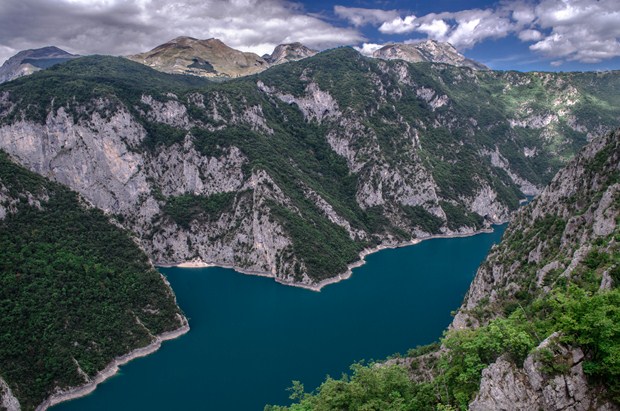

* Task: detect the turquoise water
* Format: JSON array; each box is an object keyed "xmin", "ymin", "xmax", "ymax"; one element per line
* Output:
[{"xmin": 53, "ymin": 227, "xmax": 505, "ymax": 411}]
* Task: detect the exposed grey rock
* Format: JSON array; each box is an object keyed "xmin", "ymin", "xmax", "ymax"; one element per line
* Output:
[
  {"xmin": 267, "ymin": 43, "xmax": 317, "ymax": 65},
  {"xmin": 0, "ymin": 376, "xmax": 20, "ymax": 411},
  {"xmin": 472, "ymin": 334, "xmax": 619, "ymax": 411},
  {"xmin": 258, "ymin": 81, "xmax": 341, "ymax": 123}
]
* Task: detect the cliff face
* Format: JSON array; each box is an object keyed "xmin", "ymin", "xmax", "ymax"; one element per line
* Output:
[
  {"xmin": 0, "ymin": 50, "xmax": 619, "ymax": 286},
  {"xmin": 452, "ymin": 129, "xmax": 620, "ymax": 410}
]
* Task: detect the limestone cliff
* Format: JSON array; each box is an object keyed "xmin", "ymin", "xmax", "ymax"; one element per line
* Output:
[{"xmin": 453, "ymin": 129, "xmax": 620, "ymax": 409}]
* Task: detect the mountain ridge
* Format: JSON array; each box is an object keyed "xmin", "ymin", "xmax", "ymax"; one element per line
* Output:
[
  {"xmin": 0, "ymin": 50, "xmax": 618, "ymax": 287},
  {"xmin": 0, "ymin": 46, "xmax": 77, "ymax": 84}
]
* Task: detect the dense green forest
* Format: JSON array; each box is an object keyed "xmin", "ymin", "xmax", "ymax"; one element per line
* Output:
[{"xmin": 0, "ymin": 151, "xmax": 183, "ymax": 410}]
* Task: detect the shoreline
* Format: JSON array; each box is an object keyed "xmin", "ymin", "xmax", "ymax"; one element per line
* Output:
[
  {"xmin": 160, "ymin": 226, "xmax": 497, "ymax": 292},
  {"xmin": 35, "ymin": 317, "xmax": 190, "ymax": 411}
]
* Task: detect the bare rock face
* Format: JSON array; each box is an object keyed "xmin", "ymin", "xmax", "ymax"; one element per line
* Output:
[
  {"xmin": 472, "ymin": 334, "xmax": 619, "ymax": 411},
  {"xmin": 0, "ymin": 376, "xmax": 20, "ymax": 411},
  {"xmin": 372, "ymin": 40, "xmax": 488, "ymax": 70}
]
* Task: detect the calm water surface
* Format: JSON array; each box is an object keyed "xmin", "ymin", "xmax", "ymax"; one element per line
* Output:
[{"xmin": 54, "ymin": 226, "xmax": 505, "ymax": 411}]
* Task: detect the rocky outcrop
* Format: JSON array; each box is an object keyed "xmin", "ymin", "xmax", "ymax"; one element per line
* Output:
[
  {"xmin": 453, "ymin": 129, "xmax": 620, "ymax": 329},
  {"xmin": 471, "ymin": 334, "xmax": 618, "ymax": 411},
  {"xmin": 372, "ymin": 40, "xmax": 488, "ymax": 70},
  {"xmin": 446, "ymin": 129, "xmax": 620, "ymax": 408},
  {"xmin": 0, "ymin": 46, "xmax": 77, "ymax": 84},
  {"xmin": 0, "ymin": 376, "xmax": 20, "ymax": 411}
]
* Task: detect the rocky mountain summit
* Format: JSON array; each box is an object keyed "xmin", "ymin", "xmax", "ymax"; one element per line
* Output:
[
  {"xmin": 265, "ymin": 42, "xmax": 318, "ymax": 65},
  {"xmin": 373, "ymin": 40, "xmax": 488, "ymax": 70},
  {"xmin": 127, "ymin": 36, "xmax": 269, "ymax": 78},
  {"xmin": 0, "ymin": 46, "xmax": 77, "ymax": 84}
]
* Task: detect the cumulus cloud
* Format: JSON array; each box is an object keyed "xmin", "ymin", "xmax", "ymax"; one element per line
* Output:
[
  {"xmin": 333, "ymin": 5, "xmax": 399, "ymax": 27},
  {"xmin": 518, "ymin": 29, "xmax": 543, "ymax": 41},
  {"xmin": 353, "ymin": 43, "xmax": 385, "ymax": 56},
  {"xmin": 528, "ymin": 0, "xmax": 620, "ymax": 63},
  {"xmin": 0, "ymin": 0, "xmax": 364, "ymax": 64},
  {"xmin": 379, "ymin": 16, "xmax": 417, "ymax": 34},
  {"xmin": 379, "ymin": 8, "xmax": 513, "ymax": 49},
  {"xmin": 370, "ymin": 0, "xmax": 620, "ymax": 63}
]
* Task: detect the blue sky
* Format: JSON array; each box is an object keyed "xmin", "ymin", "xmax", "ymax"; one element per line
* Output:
[{"xmin": 0, "ymin": 0, "xmax": 619, "ymax": 72}]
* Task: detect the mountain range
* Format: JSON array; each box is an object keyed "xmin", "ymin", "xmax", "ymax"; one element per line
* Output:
[{"xmin": 0, "ymin": 38, "xmax": 486, "ymax": 83}]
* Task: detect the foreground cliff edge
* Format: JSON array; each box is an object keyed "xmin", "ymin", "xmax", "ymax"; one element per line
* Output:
[
  {"xmin": 266, "ymin": 129, "xmax": 620, "ymax": 410},
  {"xmin": 0, "ymin": 152, "xmax": 188, "ymax": 411}
]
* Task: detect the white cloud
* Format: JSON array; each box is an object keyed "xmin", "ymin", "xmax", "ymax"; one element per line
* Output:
[
  {"xmin": 378, "ymin": 8, "xmax": 513, "ymax": 49},
  {"xmin": 417, "ymin": 19, "xmax": 450, "ymax": 39},
  {"xmin": 333, "ymin": 5, "xmax": 399, "ymax": 27},
  {"xmin": 518, "ymin": 29, "xmax": 543, "ymax": 41},
  {"xmin": 379, "ymin": 16, "xmax": 417, "ymax": 34},
  {"xmin": 528, "ymin": 0, "xmax": 620, "ymax": 63},
  {"xmin": 353, "ymin": 42, "xmax": 385, "ymax": 56},
  {"xmin": 0, "ymin": 0, "xmax": 364, "ymax": 64}
]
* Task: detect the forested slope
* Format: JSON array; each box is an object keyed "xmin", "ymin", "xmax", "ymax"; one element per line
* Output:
[{"xmin": 0, "ymin": 151, "xmax": 186, "ymax": 410}]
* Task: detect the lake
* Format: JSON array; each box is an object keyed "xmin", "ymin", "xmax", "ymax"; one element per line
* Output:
[{"xmin": 53, "ymin": 226, "xmax": 505, "ymax": 411}]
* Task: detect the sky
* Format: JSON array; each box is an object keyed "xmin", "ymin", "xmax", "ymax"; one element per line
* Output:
[{"xmin": 0, "ymin": 0, "xmax": 619, "ymax": 72}]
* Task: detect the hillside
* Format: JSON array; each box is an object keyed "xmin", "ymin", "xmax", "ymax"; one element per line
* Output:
[
  {"xmin": 0, "ymin": 151, "xmax": 187, "ymax": 410},
  {"xmin": 266, "ymin": 128, "xmax": 620, "ymax": 410},
  {"xmin": 0, "ymin": 49, "xmax": 619, "ymax": 287}
]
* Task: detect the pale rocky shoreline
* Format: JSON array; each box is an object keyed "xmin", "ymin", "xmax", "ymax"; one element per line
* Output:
[
  {"xmin": 35, "ymin": 317, "xmax": 190, "ymax": 411},
  {"xmin": 162, "ymin": 226, "xmax": 497, "ymax": 292}
]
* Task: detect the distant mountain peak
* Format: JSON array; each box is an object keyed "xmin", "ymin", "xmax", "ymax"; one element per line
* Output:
[
  {"xmin": 128, "ymin": 37, "xmax": 268, "ymax": 78},
  {"xmin": 267, "ymin": 43, "xmax": 318, "ymax": 65},
  {"xmin": 0, "ymin": 46, "xmax": 78, "ymax": 84},
  {"xmin": 372, "ymin": 41, "xmax": 488, "ymax": 70}
]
